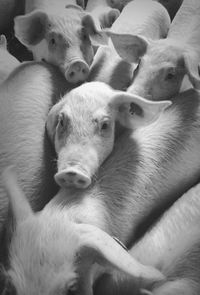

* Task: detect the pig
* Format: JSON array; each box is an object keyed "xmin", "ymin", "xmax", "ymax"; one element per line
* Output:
[
  {"xmin": 108, "ymin": 0, "xmax": 200, "ymax": 100},
  {"xmin": 107, "ymin": 0, "xmax": 183, "ymax": 20},
  {"xmin": 46, "ymin": 81, "xmax": 170, "ymax": 189},
  {"xmin": 88, "ymin": 0, "xmax": 171, "ymax": 91},
  {"xmin": 45, "ymin": 82, "xmax": 200, "ymax": 248},
  {"xmin": 14, "ymin": 0, "xmax": 107, "ymax": 83},
  {"xmin": 86, "ymin": 0, "xmax": 120, "ymax": 30},
  {"xmin": 0, "ymin": 61, "xmax": 72, "ymax": 254},
  {"xmin": 94, "ymin": 180, "xmax": 200, "ymax": 295},
  {"xmin": 0, "ymin": 166, "xmax": 164, "ymax": 295},
  {"xmin": 0, "ymin": 35, "xmax": 20, "ymax": 84}
]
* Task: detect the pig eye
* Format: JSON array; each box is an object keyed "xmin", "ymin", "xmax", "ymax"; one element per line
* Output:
[
  {"xmin": 58, "ymin": 113, "xmax": 65, "ymax": 128},
  {"xmin": 49, "ymin": 38, "xmax": 56, "ymax": 47},
  {"xmin": 99, "ymin": 119, "xmax": 111, "ymax": 133}
]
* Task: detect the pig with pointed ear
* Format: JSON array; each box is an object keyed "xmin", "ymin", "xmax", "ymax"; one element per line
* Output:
[
  {"xmin": 105, "ymin": 0, "xmax": 200, "ymax": 100},
  {"xmin": 0, "ymin": 166, "xmax": 165, "ymax": 295},
  {"xmin": 107, "ymin": 32, "xmax": 200, "ymax": 100},
  {"xmin": 14, "ymin": 4, "xmax": 107, "ymax": 84},
  {"xmin": 46, "ymin": 81, "xmax": 171, "ymax": 189}
]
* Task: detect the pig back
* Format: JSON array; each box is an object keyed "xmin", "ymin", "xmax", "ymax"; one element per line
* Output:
[{"xmin": 0, "ymin": 62, "xmax": 70, "ymax": 239}]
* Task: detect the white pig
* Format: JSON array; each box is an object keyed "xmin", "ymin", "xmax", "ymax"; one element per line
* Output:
[
  {"xmin": 45, "ymin": 82, "xmax": 200, "ymax": 246},
  {"xmin": 108, "ymin": 0, "xmax": 200, "ymax": 100},
  {"xmin": 0, "ymin": 35, "xmax": 20, "ymax": 84},
  {"xmin": 0, "ymin": 166, "xmax": 164, "ymax": 295},
  {"xmin": 86, "ymin": 0, "xmax": 120, "ymax": 30},
  {"xmin": 94, "ymin": 181, "xmax": 200, "ymax": 295},
  {"xmin": 107, "ymin": 0, "xmax": 183, "ymax": 20},
  {"xmin": 88, "ymin": 0, "xmax": 170, "ymax": 91},
  {"xmin": 46, "ymin": 82, "xmax": 170, "ymax": 189},
  {"xmin": 0, "ymin": 61, "xmax": 72, "ymax": 251},
  {"xmin": 14, "ymin": 0, "xmax": 106, "ymax": 83}
]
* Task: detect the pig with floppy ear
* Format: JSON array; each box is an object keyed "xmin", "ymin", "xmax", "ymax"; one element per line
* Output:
[
  {"xmin": 46, "ymin": 82, "xmax": 171, "ymax": 190},
  {"xmin": 105, "ymin": 31, "xmax": 200, "ymax": 99},
  {"xmin": 1, "ymin": 166, "xmax": 165, "ymax": 295},
  {"xmin": 14, "ymin": 5, "xmax": 108, "ymax": 84}
]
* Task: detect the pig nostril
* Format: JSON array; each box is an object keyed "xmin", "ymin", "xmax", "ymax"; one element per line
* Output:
[
  {"xmin": 67, "ymin": 172, "xmax": 77, "ymax": 177},
  {"xmin": 78, "ymin": 179, "xmax": 86, "ymax": 185},
  {"xmin": 69, "ymin": 71, "xmax": 75, "ymax": 78}
]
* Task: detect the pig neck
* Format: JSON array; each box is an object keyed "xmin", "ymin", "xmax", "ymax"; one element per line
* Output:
[{"xmin": 47, "ymin": 89, "xmax": 200, "ymax": 245}]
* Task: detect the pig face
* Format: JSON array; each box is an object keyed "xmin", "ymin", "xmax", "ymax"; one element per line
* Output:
[
  {"xmin": 107, "ymin": 33, "xmax": 200, "ymax": 100},
  {"xmin": 46, "ymin": 82, "xmax": 171, "ymax": 189},
  {"xmin": 14, "ymin": 6, "xmax": 107, "ymax": 84},
  {"xmin": 1, "ymin": 167, "xmax": 164, "ymax": 295}
]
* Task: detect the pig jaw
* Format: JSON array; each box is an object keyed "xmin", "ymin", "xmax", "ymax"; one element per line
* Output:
[{"xmin": 55, "ymin": 146, "xmax": 100, "ymax": 189}]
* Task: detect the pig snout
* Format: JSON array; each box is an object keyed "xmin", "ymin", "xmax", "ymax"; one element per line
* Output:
[
  {"xmin": 65, "ymin": 61, "xmax": 89, "ymax": 83},
  {"xmin": 55, "ymin": 166, "xmax": 91, "ymax": 189}
]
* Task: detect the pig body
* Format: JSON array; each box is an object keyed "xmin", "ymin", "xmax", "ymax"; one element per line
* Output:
[
  {"xmin": 25, "ymin": 0, "xmax": 84, "ymax": 14},
  {"xmin": 95, "ymin": 181, "xmax": 200, "ymax": 295},
  {"xmin": 88, "ymin": 0, "xmax": 170, "ymax": 91},
  {"xmin": 0, "ymin": 61, "xmax": 70, "ymax": 249},
  {"xmin": 0, "ymin": 35, "xmax": 20, "ymax": 84},
  {"xmin": 108, "ymin": 0, "xmax": 183, "ymax": 20},
  {"xmin": 110, "ymin": 0, "xmax": 200, "ymax": 100},
  {"xmin": 14, "ymin": 0, "xmax": 103, "ymax": 83},
  {"xmin": 132, "ymin": 182, "xmax": 200, "ymax": 294}
]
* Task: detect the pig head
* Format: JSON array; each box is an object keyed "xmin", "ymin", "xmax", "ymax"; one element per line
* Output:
[
  {"xmin": 46, "ymin": 82, "xmax": 171, "ymax": 189},
  {"xmin": 14, "ymin": 5, "xmax": 107, "ymax": 84},
  {"xmin": 107, "ymin": 32, "xmax": 200, "ymax": 100},
  {"xmin": 0, "ymin": 167, "xmax": 164, "ymax": 295}
]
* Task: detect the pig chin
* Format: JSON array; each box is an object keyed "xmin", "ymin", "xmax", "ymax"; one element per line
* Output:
[{"xmin": 55, "ymin": 152, "xmax": 99, "ymax": 190}]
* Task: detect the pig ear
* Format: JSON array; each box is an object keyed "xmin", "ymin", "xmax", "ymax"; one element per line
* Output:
[
  {"xmin": 77, "ymin": 224, "xmax": 164, "ymax": 287},
  {"xmin": 2, "ymin": 166, "xmax": 33, "ymax": 225},
  {"xmin": 184, "ymin": 52, "xmax": 200, "ymax": 90},
  {"xmin": 46, "ymin": 101, "xmax": 64, "ymax": 144},
  {"xmin": 0, "ymin": 35, "xmax": 7, "ymax": 49},
  {"xmin": 14, "ymin": 10, "xmax": 48, "ymax": 46},
  {"xmin": 101, "ymin": 8, "xmax": 120, "ymax": 28},
  {"xmin": 82, "ymin": 14, "xmax": 108, "ymax": 46},
  {"xmin": 110, "ymin": 92, "xmax": 171, "ymax": 129},
  {"xmin": 106, "ymin": 32, "xmax": 148, "ymax": 62}
]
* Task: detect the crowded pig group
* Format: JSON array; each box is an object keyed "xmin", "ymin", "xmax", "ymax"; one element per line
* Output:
[{"xmin": 0, "ymin": 0, "xmax": 200, "ymax": 294}]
